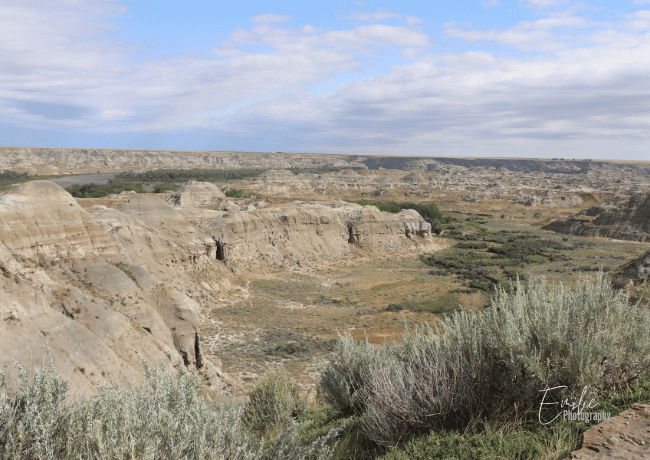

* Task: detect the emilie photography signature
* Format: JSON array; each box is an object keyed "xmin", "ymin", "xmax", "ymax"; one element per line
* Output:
[{"xmin": 538, "ymin": 385, "xmax": 611, "ymax": 425}]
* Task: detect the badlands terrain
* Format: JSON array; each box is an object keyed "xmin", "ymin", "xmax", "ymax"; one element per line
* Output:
[{"xmin": 2, "ymin": 147, "xmax": 650, "ymax": 402}]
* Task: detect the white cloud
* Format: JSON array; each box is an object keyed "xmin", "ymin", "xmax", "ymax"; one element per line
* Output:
[
  {"xmin": 445, "ymin": 14, "xmax": 590, "ymax": 52},
  {"xmin": 627, "ymin": 10, "xmax": 650, "ymax": 30},
  {"xmin": 1, "ymin": 1, "xmax": 650, "ymax": 158}
]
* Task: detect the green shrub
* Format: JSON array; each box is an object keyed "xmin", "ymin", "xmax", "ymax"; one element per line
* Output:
[
  {"xmin": 66, "ymin": 179, "xmax": 145, "ymax": 198},
  {"xmin": 320, "ymin": 272, "xmax": 650, "ymax": 448},
  {"xmin": 244, "ymin": 368, "xmax": 304, "ymax": 439},
  {"xmin": 152, "ymin": 182, "xmax": 179, "ymax": 193},
  {"xmin": 318, "ymin": 334, "xmax": 397, "ymax": 416},
  {"xmin": 0, "ymin": 358, "xmax": 344, "ymax": 460},
  {"xmin": 226, "ymin": 189, "xmax": 245, "ymax": 198}
]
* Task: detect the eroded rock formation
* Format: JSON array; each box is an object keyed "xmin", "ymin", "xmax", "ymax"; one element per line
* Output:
[
  {"xmin": 543, "ymin": 192, "xmax": 650, "ymax": 242},
  {"xmin": 1, "ymin": 180, "xmax": 440, "ymax": 395},
  {"xmin": 0, "ymin": 181, "xmax": 226, "ymax": 396},
  {"xmin": 184, "ymin": 200, "xmax": 438, "ymax": 273},
  {"xmin": 612, "ymin": 249, "xmax": 650, "ymax": 287},
  {"xmin": 166, "ymin": 181, "xmax": 226, "ymax": 207}
]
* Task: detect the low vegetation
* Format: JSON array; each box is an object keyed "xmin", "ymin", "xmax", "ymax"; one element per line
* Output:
[
  {"xmin": 422, "ymin": 226, "xmax": 594, "ymax": 291},
  {"xmin": 318, "ymin": 272, "xmax": 650, "ymax": 451},
  {"xmin": 2, "ymin": 270, "xmax": 649, "ymax": 459},
  {"xmin": 0, "ymin": 358, "xmax": 345, "ymax": 460},
  {"xmin": 244, "ymin": 369, "xmax": 305, "ymax": 440},
  {"xmin": 65, "ymin": 179, "xmax": 145, "ymax": 198}
]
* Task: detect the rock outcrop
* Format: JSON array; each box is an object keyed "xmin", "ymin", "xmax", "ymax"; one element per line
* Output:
[
  {"xmin": 0, "ymin": 181, "xmax": 119, "ymax": 260},
  {"xmin": 184, "ymin": 201, "xmax": 438, "ymax": 273},
  {"xmin": 612, "ymin": 249, "xmax": 650, "ymax": 287},
  {"xmin": 569, "ymin": 403, "xmax": 650, "ymax": 459},
  {"xmin": 165, "ymin": 181, "xmax": 226, "ymax": 207},
  {"xmin": 515, "ymin": 192, "xmax": 583, "ymax": 208},
  {"xmin": 0, "ymin": 180, "xmax": 440, "ymax": 395},
  {"xmin": 0, "ymin": 182, "xmax": 228, "ymax": 396},
  {"xmin": 543, "ymin": 193, "xmax": 650, "ymax": 242}
]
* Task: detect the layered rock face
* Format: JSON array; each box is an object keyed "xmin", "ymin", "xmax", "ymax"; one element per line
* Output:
[
  {"xmin": 0, "ymin": 181, "xmax": 119, "ymax": 260},
  {"xmin": 4, "ymin": 146, "xmax": 650, "ymax": 176},
  {"xmin": 543, "ymin": 193, "xmax": 650, "ymax": 242},
  {"xmin": 0, "ymin": 182, "xmax": 227, "ymax": 396},
  {"xmin": 0, "ymin": 180, "xmax": 440, "ymax": 395},
  {"xmin": 185, "ymin": 201, "xmax": 438, "ymax": 272},
  {"xmin": 515, "ymin": 192, "xmax": 583, "ymax": 208}
]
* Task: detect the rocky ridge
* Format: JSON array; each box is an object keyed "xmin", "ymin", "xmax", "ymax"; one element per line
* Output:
[
  {"xmin": 3, "ymin": 147, "xmax": 650, "ymax": 176},
  {"xmin": 1, "ymin": 180, "xmax": 440, "ymax": 395},
  {"xmin": 543, "ymin": 193, "xmax": 650, "ymax": 242}
]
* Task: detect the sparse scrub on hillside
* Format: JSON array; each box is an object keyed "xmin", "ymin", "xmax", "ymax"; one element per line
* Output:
[
  {"xmin": 319, "ymin": 272, "xmax": 650, "ymax": 448},
  {"xmin": 0, "ymin": 358, "xmax": 344, "ymax": 460},
  {"xmin": 225, "ymin": 189, "xmax": 247, "ymax": 198}
]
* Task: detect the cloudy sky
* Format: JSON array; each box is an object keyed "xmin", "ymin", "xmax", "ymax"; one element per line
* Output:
[{"xmin": 1, "ymin": 0, "xmax": 649, "ymax": 160}]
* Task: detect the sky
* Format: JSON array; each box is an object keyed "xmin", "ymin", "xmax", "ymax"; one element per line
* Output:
[{"xmin": 1, "ymin": 0, "xmax": 649, "ymax": 160}]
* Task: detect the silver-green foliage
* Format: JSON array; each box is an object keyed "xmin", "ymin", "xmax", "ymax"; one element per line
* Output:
[
  {"xmin": 244, "ymin": 368, "xmax": 303, "ymax": 438},
  {"xmin": 321, "ymin": 272, "xmax": 650, "ymax": 448},
  {"xmin": 0, "ymin": 359, "xmax": 343, "ymax": 460},
  {"xmin": 318, "ymin": 333, "xmax": 399, "ymax": 415}
]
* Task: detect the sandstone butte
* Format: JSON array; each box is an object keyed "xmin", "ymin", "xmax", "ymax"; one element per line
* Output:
[{"xmin": 0, "ymin": 180, "xmax": 439, "ymax": 396}]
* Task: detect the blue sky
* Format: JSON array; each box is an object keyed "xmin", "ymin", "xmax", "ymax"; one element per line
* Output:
[{"xmin": 1, "ymin": 0, "xmax": 649, "ymax": 160}]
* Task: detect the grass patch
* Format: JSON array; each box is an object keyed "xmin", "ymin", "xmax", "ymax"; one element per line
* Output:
[
  {"xmin": 386, "ymin": 293, "xmax": 461, "ymax": 316},
  {"xmin": 266, "ymin": 339, "xmax": 337, "ymax": 359}
]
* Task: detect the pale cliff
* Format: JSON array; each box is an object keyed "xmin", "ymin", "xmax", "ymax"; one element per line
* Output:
[
  {"xmin": 0, "ymin": 182, "xmax": 226, "ymax": 396},
  {"xmin": 1, "ymin": 180, "xmax": 440, "ymax": 395},
  {"xmin": 184, "ymin": 200, "xmax": 438, "ymax": 273}
]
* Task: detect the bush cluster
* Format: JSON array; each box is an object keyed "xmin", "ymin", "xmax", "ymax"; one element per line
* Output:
[
  {"xmin": 66, "ymin": 179, "xmax": 145, "ymax": 198},
  {"xmin": 421, "ymin": 230, "xmax": 590, "ymax": 291},
  {"xmin": 319, "ymin": 272, "xmax": 650, "ymax": 448},
  {"xmin": 0, "ymin": 359, "xmax": 344, "ymax": 460},
  {"xmin": 244, "ymin": 369, "xmax": 304, "ymax": 439}
]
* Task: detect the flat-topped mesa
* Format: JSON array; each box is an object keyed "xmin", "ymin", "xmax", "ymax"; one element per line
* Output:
[
  {"xmin": 183, "ymin": 201, "xmax": 437, "ymax": 272},
  {"xmin": 0, "ymin": 180, "xmax": 119, "ymax": 261}
]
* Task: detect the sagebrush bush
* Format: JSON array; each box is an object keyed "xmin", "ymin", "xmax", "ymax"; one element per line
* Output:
[
  {"xmin": 0, "ymin": 358, "xmax": 344, "ymax": 460},
  {"xmin": 321, "ymin": 272, "xmax": 650, "ymax": 448},
  {"xmin": 244, "ymin": 368, "xmax": 303, "ymax": 438},
  {"xmin": 318, "ymin": 333, "xmax": 398, "ymax": 415}
]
